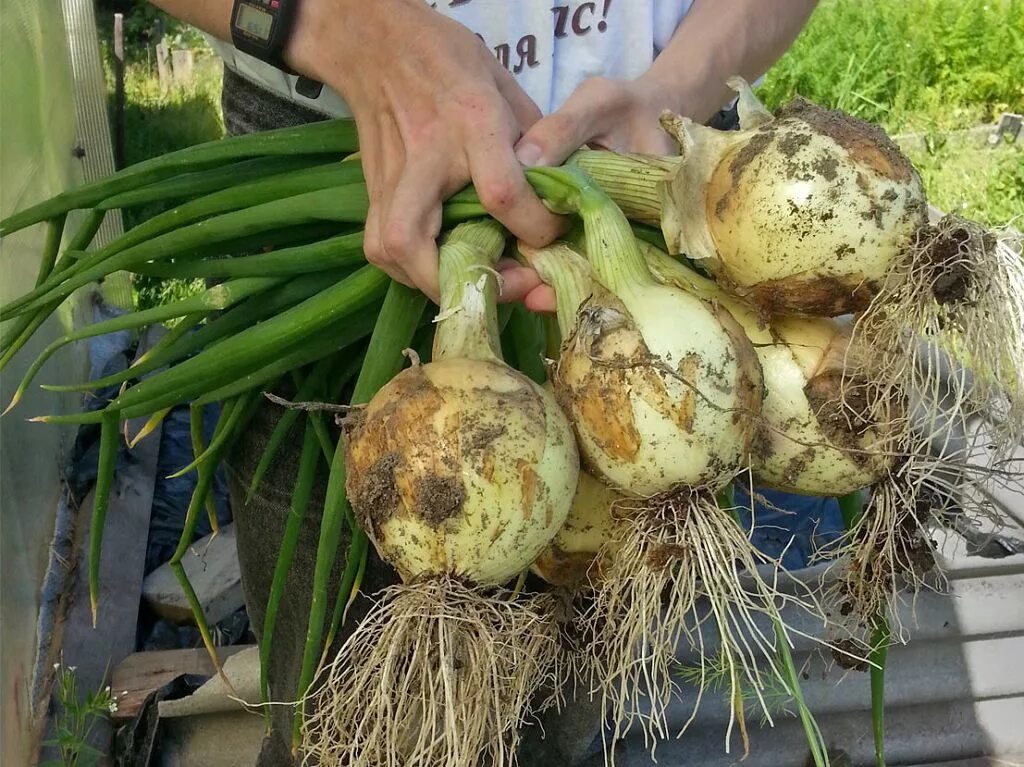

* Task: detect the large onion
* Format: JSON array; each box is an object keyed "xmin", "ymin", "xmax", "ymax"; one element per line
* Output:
[
  {"xmin": 576, "ymin": 78, "xmax": 928, "ymax": 317},
  {"xmin": 303, "ymin": 220, "xmax": 579, "ymax": 767},
  {"xmin": 532, "ymin": 468, "xmax": 621, "ymax": 588}
]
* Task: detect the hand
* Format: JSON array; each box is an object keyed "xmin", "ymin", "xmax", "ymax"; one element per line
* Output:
[
  {"xmin": 499, "ymin": 76, "xmax": 679, "ymax": 312},
  {"xmin": 288, "ymin": 0, "xmax": 564, "ymax": 303}
]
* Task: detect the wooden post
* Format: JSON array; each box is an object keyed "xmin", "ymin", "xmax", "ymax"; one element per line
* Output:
[
  {"xmin": 156, "ymin": 38, "xmax": 171, "ymax": 94},
  {"xmin": 171, "ymin": 48, "xmax": 194, "ymax": 87},
  {"xmin": 113, "ymin": 12, "xmax": 124, "ymax": 170}
]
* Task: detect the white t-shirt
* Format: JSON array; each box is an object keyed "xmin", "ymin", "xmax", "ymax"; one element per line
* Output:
[{"xmin": 210, "ymin": 0, "xmax": 696, "ymax": 117}]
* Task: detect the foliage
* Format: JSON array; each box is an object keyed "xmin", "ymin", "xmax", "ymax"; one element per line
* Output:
[
  {"xmin": 907, "ymin": 139, "xmax": 1024, "ymax": 226},
  {"xmin": 96, "ymin": 0, "xmax": 209, "ymax": 53},
  {"xmin": 758, "ymin": 0, "xmax": 1024, "ymax": 132},
  {"xmin": 41, "ymin": 661, "xmax": 116, "ymax": 767}
]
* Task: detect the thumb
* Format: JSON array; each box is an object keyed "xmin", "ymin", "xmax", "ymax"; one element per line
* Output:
[{"xmin": 516, "ymin": 98, "xmax": 598, "ymax": 168}]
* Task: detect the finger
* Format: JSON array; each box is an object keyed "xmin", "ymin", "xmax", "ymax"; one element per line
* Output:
[
  {"xmin": 491, "ymin": 66, "xmax": 543, "ymax": 130},
  {"xmin": 495, "ymin": 261, "xmax": 544, "ymax": 304},
  {"xmin": 524, "ymin": 284, "xmax": 557, "ymax": 314},
  {"xmin": 379, "ymin": 161, "xmax": 447, "ymax": 303},
  {"xmin": 515, "ymin": 78, "xmax": 620, "ymax": 166},
  {"xmin": 365, "ymin": 114, "xmax": 414, "ymax": 282},
  {"xmin": 465, "ymin": 117, "xmax": 566, "ymax": 247}
]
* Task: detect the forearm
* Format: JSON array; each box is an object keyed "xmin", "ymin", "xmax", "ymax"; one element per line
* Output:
[
  {"xmin": 148, "ymin": 0, "xmax": 234, "ymax": 42},
  {"xmin": 643, "ymin": 0, "xmax": 818, "ymax": 123},
  {"xmin": 146, "ymin": 0, "xmax": 351, "ymax": 84}
]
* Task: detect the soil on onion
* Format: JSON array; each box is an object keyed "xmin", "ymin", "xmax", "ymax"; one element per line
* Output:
[
  {"xmin": 778, "ymin": 97, "xmax": 914, "ymax": 184},
  {"xmin": 831, "ymin": 637, "xmax": 869, "ymax": 672},
  {"xmin": 414, "ymin": 475, "xmax": 466, "ymax": 526},
  {"xmin": 923, "ymin": 222, "xmax": 993, "ymax": 305},
  {"xmin": 351, "ymin": 452, "xmax": 402, "ymax": 535},
  {"xmin": 715, "ymin": 129, "xmax": 774, "ymax": 220}
]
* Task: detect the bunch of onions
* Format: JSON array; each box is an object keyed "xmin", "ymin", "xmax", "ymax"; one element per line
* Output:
[
  {"xmin": 519, "ymin": 166, "xmax": 824, "ymax": 748},
  {"xmin": 639, "ymin": 244, "xmax": 997, "ymax": 639},
  {"xmin": 574, "ymin": 78, "xmax": 1023, "ymax": 460},
  {"xmin": 301, "ymin": 220, "xmax": 579, "ymax": 767}
]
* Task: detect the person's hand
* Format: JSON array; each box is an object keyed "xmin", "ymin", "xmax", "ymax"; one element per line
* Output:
[
  {"xmin": 287, "ymin": 0, "xmax": 564, "ymax": 303},
  {"xmin": 499, "ymin": 76, "xmax": 680, "ymax": 312}
]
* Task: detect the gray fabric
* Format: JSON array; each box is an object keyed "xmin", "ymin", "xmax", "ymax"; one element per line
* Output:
[{"xmin": 226, "ymin": 401, "xmax": 400, "ymax": 767}]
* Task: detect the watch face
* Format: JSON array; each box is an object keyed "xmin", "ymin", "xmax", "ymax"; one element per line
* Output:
[{"xmin": 236, "ymin": 3, "xmax": 273, "ymax": 41}]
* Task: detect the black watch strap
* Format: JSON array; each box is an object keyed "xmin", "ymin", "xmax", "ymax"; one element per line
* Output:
[{"xmin": 230, "ymin": 0, "xmax": 323, "ymax": 97}]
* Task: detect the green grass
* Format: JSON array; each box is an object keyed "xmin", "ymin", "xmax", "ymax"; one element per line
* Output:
[
  {"xmin": 758, "ymin": 0, "xmax": 1024, "ymax": 131},
  {"xmin": 757, "ymin": 0, "xmax": 1024, "ymax": 226},
  {"xmin": 101, "ymin": 41, "xmax": 224, "ymax": 310},
  {"xmin": 905, "ymin": 138, "xmax": 1024, "ymax": 227}
]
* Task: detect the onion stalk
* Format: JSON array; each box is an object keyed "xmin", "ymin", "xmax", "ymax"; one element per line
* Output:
[{"xmin": 302, "ymin": 220, "xmax": 579, "ymax": 767}]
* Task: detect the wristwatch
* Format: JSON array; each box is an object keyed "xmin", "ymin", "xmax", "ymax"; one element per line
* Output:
[{"xmin": 229, "ymin": 0, "xmax": 323, "ymax": 99}]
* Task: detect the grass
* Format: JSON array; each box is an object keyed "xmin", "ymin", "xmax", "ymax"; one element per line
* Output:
[
  {"xmin": 41, "ymin": 661, "xmax": 116, "ymax": 767},
  {"xmin": 101, "ymin": 37, "xmax": 224, "ymax": 310},
  {"xmin": 758, "ymin": 0, "xmax": 1024, "ymax": 132},
  {"xmin": 758, "ymin": 0, "xmax": 1024, "ymax": 227}
]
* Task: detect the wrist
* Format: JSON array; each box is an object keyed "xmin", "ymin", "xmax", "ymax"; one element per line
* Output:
[{"xmin": 284, "ymin": 0, "xmax": 347, "ymax": 82}]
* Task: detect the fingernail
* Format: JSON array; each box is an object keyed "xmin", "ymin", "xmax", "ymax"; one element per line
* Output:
[{"xmin": 515, "ymin": 141, "xmax": 543, "ymax": 167}]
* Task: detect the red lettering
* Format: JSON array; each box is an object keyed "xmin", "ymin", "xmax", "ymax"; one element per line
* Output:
[
  {"xmin": 551, "ymin": 5, "xmax": 570, "ymax": 39},
  {"xmin": 513, "ymin": 35, "xmax": 539, "ymax": 73},
  {"xmin": 493, "ymin": 43, "xmax": 511, "ymax": 70},
  {"xmin": 572, "ymin": 2, "xmax": 596, "ymax": 35}
]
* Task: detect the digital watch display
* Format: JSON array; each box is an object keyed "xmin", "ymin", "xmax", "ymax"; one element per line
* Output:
[{"xmin": 230, "ymin": 0, "xmax": 323, "ymax": 98}]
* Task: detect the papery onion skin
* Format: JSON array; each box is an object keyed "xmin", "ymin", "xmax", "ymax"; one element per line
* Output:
[
  {"xmin": 345, "ymin": 353, "xmax": 578, "ymax": 587},
  {"xmin": 553, "ymin": 282, "xmax": 763, "ymax": 497},
  {"xmin": 661, "ymin": 79, "xmax": 928, "ymax": 317},
  {"xmin": 752, "ymin": 316, "xmax": 892, "ymax": 494},
  {"xmin": 532, "ymin": 470, "xmax": 621, "ymax": 588}
]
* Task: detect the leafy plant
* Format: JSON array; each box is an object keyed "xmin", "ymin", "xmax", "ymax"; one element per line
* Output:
[{"xmin": 42, "ymin": 660, "xmax": 117, "ymax": 767}]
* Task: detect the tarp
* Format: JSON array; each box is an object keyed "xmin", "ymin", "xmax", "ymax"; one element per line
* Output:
[{"xmin": 0, "ymin": 1, "xmax": 117, "ymax": 762}]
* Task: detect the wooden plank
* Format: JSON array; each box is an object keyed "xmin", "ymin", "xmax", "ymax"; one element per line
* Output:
[
  {"xmin": 142, "ymin": 523, "xmax": 244, "ymax": 625},
  {"xmin": 155, "ymin": 38, "xmax": 171, "ymax": 94},
  {"xmin": 110, "ymin": 646, "xmax": 252, "ymax": 722},
  {"xmin": 171, "ymin": 48, "xmax": 194, "ymax": 86},
  {"xmin": 40, "ymin": 326, "xmax": 166, "ymax": 764}
]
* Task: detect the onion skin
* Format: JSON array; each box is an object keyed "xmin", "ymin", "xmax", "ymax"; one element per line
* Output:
[
  {"xmin": 552, "ymin": 281, "xmax": 763, "ymax": 496},
  {"xmin": 641, "ymin": 244, "xmax": 893, "ymax": 496},
  {"xmin": 532, "ymin": 470, "xmax": 621, "ymax": 588},
  {"xmin": 753, "ymin": 317, "xmax": 891, "ymax": 494},
  {"xmin": 345, "ymin": 357, "xmax": 578, "ymax": 586},
  {"xmin": 660, "ymin": 78, "xmax": 928, "ymax": 317}
]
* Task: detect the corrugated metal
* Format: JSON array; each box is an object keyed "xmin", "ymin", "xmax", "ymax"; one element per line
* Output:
[{"xmin": 591, "ymin": 462, "xmax": 1024, "ymax": 767}]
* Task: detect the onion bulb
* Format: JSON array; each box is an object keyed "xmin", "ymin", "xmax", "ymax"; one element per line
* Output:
[
  {"xmin": 641, "ymin": 243, "xmax": 894, "ymax": 496},
  {"xmin": 520, "ymin": 166, "xmax": 826, "ymax": 751},
  {"xmin": 532, "ymin": 469, "xmax": 621, "ymax": 588},
  {"xmin": 303, "ymin": 220, "xmax": 579, "ymax": 767},
  {"xmin": 575, "ymin": 79, "xmax": 928, "ymax": 317},
  {"xmin": 639, "ymin": 243, "xmax": 956, "ymax": 638}
]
